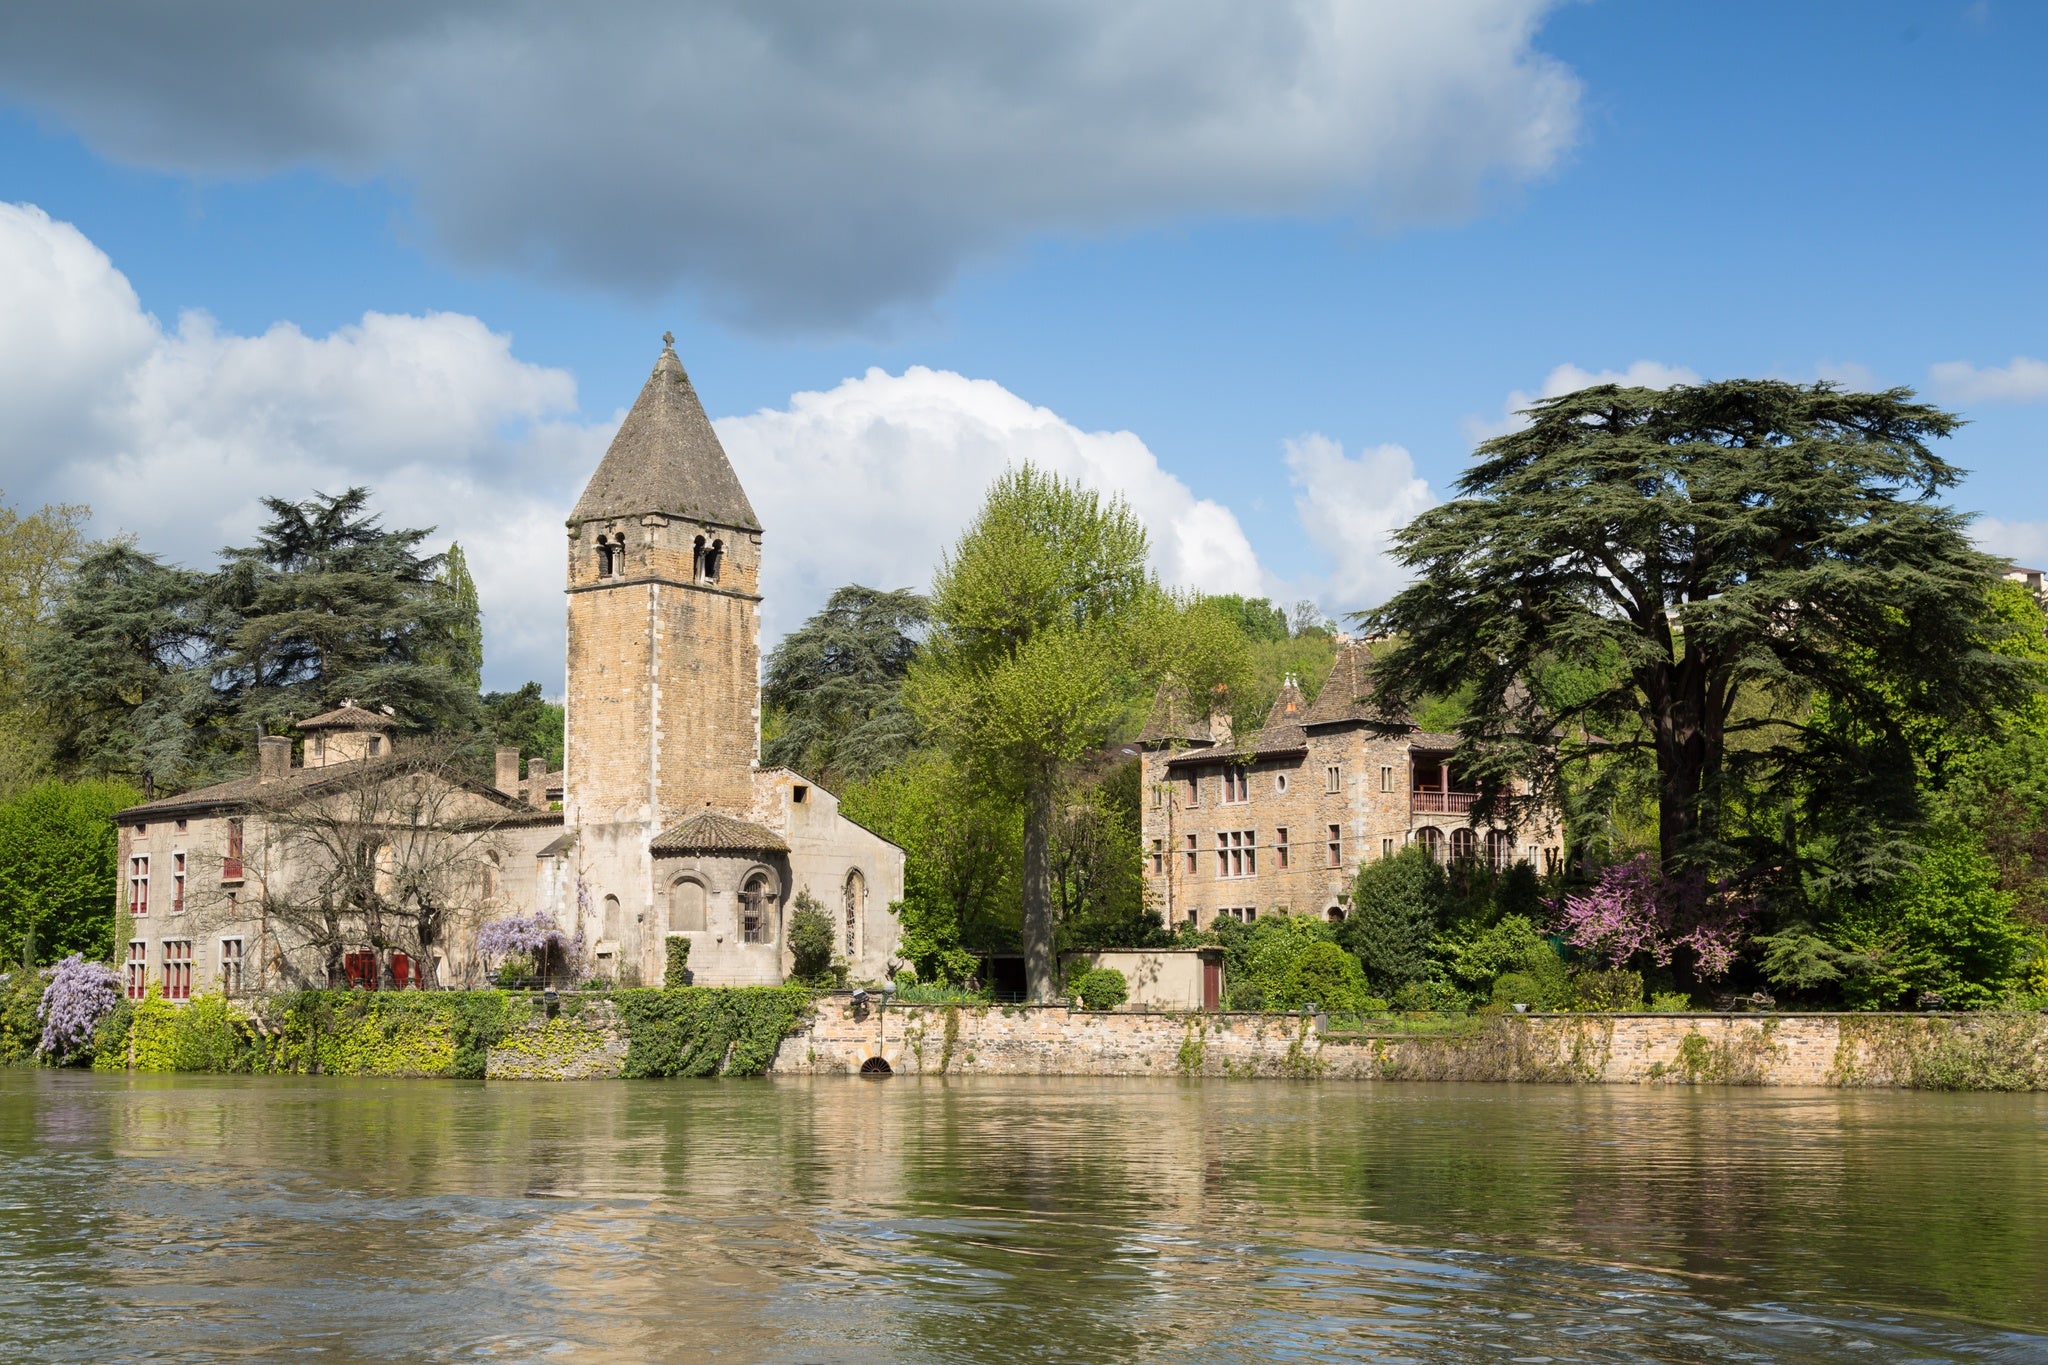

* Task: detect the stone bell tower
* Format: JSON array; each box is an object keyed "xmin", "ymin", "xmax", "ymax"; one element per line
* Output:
[{"xmin": 564, "ymin": 335, "xmax": 763, "ymax": 831}]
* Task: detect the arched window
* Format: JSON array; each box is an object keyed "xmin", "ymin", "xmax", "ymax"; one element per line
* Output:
[
  {"xmin": 740, "ymin": 873, "xmax": 774, "ymax": 944},
  {"xmin": 1485, "ymin": 829, "xmax": 1513, "ymax": 871},
  {"xmin": 843, "ymin": 869, "xmax": 865, "ymax": 958},
  {"xmin": 597, "ymin": 538, "xmax": 614, "ymax": 578},
  {"xmin": 703, "ymin": 538, "xmax": 723, "ymax": 584},
  {"xmin": 692, "ymin": 535, "xmax": 707, "ymax": 581},
  {"xmin": 482, "ymin": 851, "xmax": 501, "ymax": 903},
  {"xmin": 669, "ymin": 878, "xmax": 706, "ymax": 932},
  {"xmin": 1414, "ymin": 826, "xmax": 1445, "ymax": 862},
  {"xmin": 602, "ymin": 893, "xmax": 622, "ymax": 941},
  {"xmin": 1450, "ymin": 827, "xmax": 1477, "ymax": 863}
]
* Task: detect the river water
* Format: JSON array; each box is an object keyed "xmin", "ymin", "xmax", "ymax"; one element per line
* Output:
[{"xmin": 0, "ymin": 1073, "xmax": 2043, "ymax": 1363}]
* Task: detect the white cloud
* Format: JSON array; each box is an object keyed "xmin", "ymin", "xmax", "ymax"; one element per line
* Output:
[
  {"xmin": 1930, "ymin": 356, "xmax": 2048, "ymax": 405},
  {"xmin": 1281, "ymin": 433, "xmax": 1436, "ymax": 612},
  {"xmin": 1974, "ymin": 518, "xmax": 2048, "ymax": 571},
  {"xmin": 1462, "ymin": 359, "xmax": 1702, "ymax": 442},
  {"xmin": 0, "ymin": 202, "xmax": 1271, "ymax": 693},
  {"xmin": 0, "ymin": 201, "xmax": 602, "ymax": 692},
  {"xmin": 0, "ymin": 2, "xmax": 1581, "ymax": 329},
  {"xmin": 716, "ymin": 367, "xmax": 1265, "ymax": 640}
]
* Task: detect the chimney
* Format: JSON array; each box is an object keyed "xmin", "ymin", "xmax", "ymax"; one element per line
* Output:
[
  {"xmin": 527, "ymin": 757, "xmax": 549, "ymax": 810},
  {"xmin": 257, "ymin": 735, "xmax": 292, "ymax": 785},
  {"xmin": 495, "ymin": 748, "xmax": 520, "ymax": 797},
  {"xmin": 1208, "ymin": 687, "xmax": 1234, "ymax": 746}
]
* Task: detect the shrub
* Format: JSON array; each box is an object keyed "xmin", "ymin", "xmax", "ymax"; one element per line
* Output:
[
  {"xmin": 1570, "ymin": 968, "xmax": 1645, "ymax": 1012},
  {"xmin": 0, "ymin": 968, "xmax": 45, "ymax": 1064},
  {"xmin": 1647, "ymin": 991, "xmax": 1694, "ymax": 1012},
  {"xmin": 1556, "ymin": 854, "xmax": 1753, "ymax": 980},
  {"xmin": 1392, "ymin": 977, "xmax": 1466, "ymax": 1012},
  {"xmin": 1434, "ymin": 913, "xmax": 1567, "ymax": 1007},
  {"xmin": 664, "ymin": 934, "xmax": 691, "ymax": 988},
  {"xmin": 788, "ymin": 891, "xmax": 836, "ymax": 983},
  {"xmin": 37, "ymin": 955, "xmax": 122, "ymax": 1063},
  {"xmin": 1339, "ymin": 844, "xmax": 1449, "ymax": 992},
  {"xmin": 1218, "ymin": 914, "xmax": 1337, "ymax": 1009},
  {"xmin": 1273, "ymin": 941, "xmax": 1372, "ymax": 1012},
  {"xmin": 1491, "ymin": 972, "xmax": 1545, "ymax": 1008},
  {"xmin": 1076, "ymin": 968, "xmax": 1128, "ymax": 1011},
  {"xmin": 894, "ymin": 979, "xmax": 989, "ymax": 1004}
]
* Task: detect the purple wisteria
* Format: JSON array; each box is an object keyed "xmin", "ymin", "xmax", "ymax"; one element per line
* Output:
[
  {"xmin": 475, "ymin": 913, "xmax": 582, "ymax": 971},
  {"xmin": 37, "ymin": 954, "xmax": 123, "ymax": 1060},
  {"xmin": 1555, "ymin": 854, "xmax": 1754, "ymax": 980}
]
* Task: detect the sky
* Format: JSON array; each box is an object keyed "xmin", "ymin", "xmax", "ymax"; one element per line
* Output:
[{"xmin": 1, "ymin": 1, "xmax": 2043, "ymax": 694}]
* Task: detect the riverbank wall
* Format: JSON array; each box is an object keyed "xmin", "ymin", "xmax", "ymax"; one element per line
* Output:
[{"xmin": 746, "ymin": 996, "xmax": 2048, "ymax": 1089}]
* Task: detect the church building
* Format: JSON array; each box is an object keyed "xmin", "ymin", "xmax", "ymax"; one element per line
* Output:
[{"xmin": 112, "ymin": 339, "xmax": 904, "ymax": 994}]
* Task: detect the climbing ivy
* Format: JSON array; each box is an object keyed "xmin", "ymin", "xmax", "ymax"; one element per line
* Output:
[{"xmin": 615, "ymin": 986, "xmax": 812, "ymax": 1077}]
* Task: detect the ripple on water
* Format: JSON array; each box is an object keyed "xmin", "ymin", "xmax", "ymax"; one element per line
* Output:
[{"xmin": 0, "ymin": 1073, "xmax": 2041, "ymax": 1363}]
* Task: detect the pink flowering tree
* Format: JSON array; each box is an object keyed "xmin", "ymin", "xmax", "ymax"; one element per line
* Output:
[
  {"xmin": 1556, "ymin": 855, "xmax": 1754, "ymax": 980},
  {"xmin": 37, "ymin": 954, "xmax": 123, "ymax": 1062}
]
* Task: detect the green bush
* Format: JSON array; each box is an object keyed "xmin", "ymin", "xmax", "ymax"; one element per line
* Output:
[
  {"xmin": 1076, "ymin": 968, "xmax": 1128, "ymax": 1011},
  {"xmin": 1392, "ymin": 977, "xmax": 1466, "ymax": 1012},
  {"xmin": 0, "ymin": 968, "xmax": 44, "ymax": 1065},
  {"xmin": 1339, "ymin": 844, "xmax": 1449, "ymax": 992},
  {"xmin": 615, "ymin": 986, "xmax": 812, "ymax": 1077},
  {"xmin": 1490, "ymin": 972, "xmax": 1545, "ymax": 1009},
  {"xmin": 663, "ymin": 935, "xmax": 691, "ymax": 988},
  {"xmin": 1273, "ymin": 941, "xmax": 1372, "ymax": 1012},
  {"xmin": 788, "ymin": 891, "xmax": 835, "ymax": 984},
  {"xmin": 1647, "ymin": 991, "xmax": 1694, "ymax": 1012},
  {"xmin": 1570, "ymin": 968, "xmax": 1645, "ymax": 1012},
  {"xmin": 1216, "ymin": 914, "xmax": 1337, "ymax": 1009},
  {"xmin": 894, "ymin": 979, "xmax": 989, "ymax": 1004},
  {"xmin": 1434, "ymin": 913, "xmax": 1567, "ymax": 1007}
]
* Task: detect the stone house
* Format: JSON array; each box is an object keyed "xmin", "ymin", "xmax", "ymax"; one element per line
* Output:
[
  {"xmin": 114, "ymin": 338, "xmax": 904, "ymax": 997},
  {"xmin": 1135, "ymin": 642, "xmax": 1563, "ymax": 930}
]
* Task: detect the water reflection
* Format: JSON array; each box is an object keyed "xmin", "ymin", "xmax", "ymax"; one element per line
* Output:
[{"xmin": 0, "ymin": 1072, "xmax": 2042, "ymax": 1362}]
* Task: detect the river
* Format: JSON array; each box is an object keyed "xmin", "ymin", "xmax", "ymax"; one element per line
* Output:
[{"xmin": 0, "ymin": 1072, "xmax": 2042, "ymax": 1362}]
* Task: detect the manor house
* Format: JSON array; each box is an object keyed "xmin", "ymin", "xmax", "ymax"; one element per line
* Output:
[
  {"xmin": 1136, "ymin": 651, "xmax": 1564, "ymax": 929},
  {"xmin": 114, "ymin": 339, "xmax": 904, "ymax": 996}
]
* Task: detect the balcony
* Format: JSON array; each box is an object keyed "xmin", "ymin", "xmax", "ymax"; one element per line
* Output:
[{"xmin": 1410, "ymin": 789, "xmax": 1475, "ymax": 815}]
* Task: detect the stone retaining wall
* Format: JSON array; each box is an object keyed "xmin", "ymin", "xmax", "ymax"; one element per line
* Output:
[{"xmin": 766, "ymin": 998, "xmax": 2048, "ymax": 1088}]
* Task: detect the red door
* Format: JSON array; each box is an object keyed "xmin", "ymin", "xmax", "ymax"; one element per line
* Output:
[{"xmin": 1202, "ymin": 957, "xmax": 1222, "ymax": 1011}]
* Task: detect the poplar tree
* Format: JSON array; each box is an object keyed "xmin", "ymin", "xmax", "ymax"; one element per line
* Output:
[
  {"xmin": 433, "ymin": 541, "xmax": 485, "ymax": 695},
  {"xmin": 1361, "ymin": 380, "xmax": 2030, "ymax": 886}
]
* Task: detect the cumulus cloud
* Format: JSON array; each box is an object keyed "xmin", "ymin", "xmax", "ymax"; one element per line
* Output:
[
  {"xmin": 1462, "ymin": 359, "xmax": 1702, "ymax": 442},
  {"xmin": 1974, "ymin": 518, "xmax": 2048, "ymax": 570},
  {"xmin": 0, "ymin": 2, "xmax": 1581, "ymax": 328},
  {"xmin": 1930, "ymin": 356, "xmax": 2048, "ymax": 405},
  {"xmin": 0, "ymin": 202, "xmax": 1271, "ymax": 692},
  {"xmin": 716, "ymin": 367, "xmax": 1264, "ymax": 639},
  {"xmin": 1281, "ymin": 433, "xmax": 1435, "ymax": 613}
]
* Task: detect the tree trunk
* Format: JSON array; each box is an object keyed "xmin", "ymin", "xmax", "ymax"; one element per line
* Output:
[{"xmin": 1021, "ymin": 775, "xmax": 1055, "ymax": 1002}]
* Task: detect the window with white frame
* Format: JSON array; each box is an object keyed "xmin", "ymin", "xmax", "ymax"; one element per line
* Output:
[
  {"xmin": 127, "ymin": 855, "xmax": 149, "ymax": 917},
  {"xmin": 172, "ymin": 852, "xmax": 186, "ymax": 915},
  {"xmin": 125, "ymin": 941, "xmax": 147, "ymax": 1000},
  {"xmin": 1275, "ymin": 773, "xmax": 1289, "ymax": 794},
  {"xmin": 1221, "ymin": 769, "xmax": 1249, "ymax": 804},
  {"xmin": 1216, "ymin": 830, "xmax": 1256, "ymax": 878},
  {"xmin": 1325, "ymin": 765, "xmax": 1341, "ymax": 793},
  {"xmin": 220, "ymin": 937, "xmax": 244, "ymax": 995},
  {"xmin": 1215, "ymin": 906, "xmax": 1257, "ymax": 923},
  {"xmin": 1326, "ymin": 824, "xmax": 1342, "ymax": 868},
  {"xmin": 1184, "ymin": 834, "xmax": 1198, "ymax": 874},
  {"xmin": 1382, "ymin": 837, "xmax": 1396, "ymax": 859},
  {"xmin": 162, "ymin": 940, "xmax": 192, "ymax": 1001},
  {"xmin": 1380, "ymin": 765, "xmax": 1394, "ymax": 792},
  {"xmin": 1274, "ymin": 827, "xmax": 1289, "ymax": 869}
]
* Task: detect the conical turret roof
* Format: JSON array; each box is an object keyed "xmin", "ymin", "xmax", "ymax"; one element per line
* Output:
[{"xmin": 571, "ymin": 338, "xmax": 760, "ymax": 531}]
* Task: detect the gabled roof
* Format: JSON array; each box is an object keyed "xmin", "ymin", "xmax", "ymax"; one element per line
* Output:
[
  {"xmin": 650, "ymin": 809, "xmax": 789, "ymax": 856},
  {"xmin": 1166, "ymin": 679, "xmax": 1312, "ymax": 766},
  {"xmin": 570, "ymin": 339, "xmax": 760, "ymax": 531},
  {"xmin": 1135, "ymin": 681, "xmax": 1214, "ymax": 748},
  {"xmin": 297, "ymin": 701, "xmax": 398, "ymax": 732},
  {"xmin": 115, "ymin": 753, "xmax": 532, "ymax": 822}
]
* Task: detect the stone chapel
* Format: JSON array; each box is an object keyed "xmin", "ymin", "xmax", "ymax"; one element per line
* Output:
[{"xmin": 112, "ymin": 339, "xmax": 904, "ymax": 994}]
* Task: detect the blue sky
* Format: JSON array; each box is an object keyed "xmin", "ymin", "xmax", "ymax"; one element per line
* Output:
[{"xmin": 1, "ymin": 2, "xmax": 2042, "ymax": 691}]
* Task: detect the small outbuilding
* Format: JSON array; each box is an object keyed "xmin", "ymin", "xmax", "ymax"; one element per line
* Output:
[{"xmin": 1058, "ymin": 947, "xmax": 1225, "ymax": 1011}]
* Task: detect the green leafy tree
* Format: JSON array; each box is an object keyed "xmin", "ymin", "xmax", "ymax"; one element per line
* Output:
[
  {"xmin": 212, "ymin": 488, "xmax": 481, "ymax": 738},
  {"xmin": 28, "ymin": 543, "xmax": 216, "ymax": 792},
  {"xmin": 1362, "ymin": 381, "xmax": 2028, "ymax": 887},
  {"xmin": 1051, "ymin": 758, "xmax": 1163, "ymax": 951},
  {"xmin": 1834, "ymin": 835, "xmax": 2032, "ymax": 1009},
  {"xmin": 0, "ymin": 778, "xmax": 140, "ymax": 963},
  {"xmin": 787, "ymin": 890, "xmax": 836, "ymax": 983},
  {"xmin": 1338, "ymin": 844, "xmax": 1450, "ymax": 993},
  {"xmin": 1275, "ymin": 939, "xmax": 1373, "ymax": 1012},
  {"xmin": 0, "ymin": 495, "xmax": 90, "ymax": 794},
  {"xmin": 483, "ymin": 682, "xmax": 565, "ymax": 771},
  {"xmin": 909, "ymin": 467, "xmax": 1227, "ymax": 1000},
  {"xmin": 1202, "ymin": 595, "xmax": 1289, "ymax": 643},
  {"xmin": 762, "ymin": 585, "xmax": 928, "ymax": 787},
  {"xmin": 430, "ymin": 541, "xmax": 485, "ymax": 696}
]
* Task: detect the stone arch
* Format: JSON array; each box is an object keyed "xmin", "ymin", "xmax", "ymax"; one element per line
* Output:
[
  {"xmin": 860, "ymin": 1056, "xmax": 893, "ymax": 1075},
  {"xmin": 1414, "ymin": 826, "xmax": 1445, "ymax": 862},
  {"xmin": 602, "ymin": 893, "xmax": 623, "ymax": 941},
  {"xmin": 739, "ymin": 867, "xmax": 780, "ymax": 945},
  {"xmin": 1450, "ymin": 826, "xmax": 1477, "ymax": 862},
  {"xmin": 843, "ymin": 868, "xmax": 866, "ymax": 959},
  {"xmin": 669, "ymin": 876, "xmax": 708, "ymax": 932},
  {"xmin": 1485, "ymin": 829, "xmax": 1513, "ymax": 871}
]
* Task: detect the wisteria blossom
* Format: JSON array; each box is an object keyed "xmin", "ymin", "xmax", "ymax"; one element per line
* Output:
[
  {"xmin": 1555, "ymin": 855, "xmax": 1754, "ymax": 980},
  {"xmin": 475, "ymin": 914, "xmax": 583, "ymax": 973},
  {"xmin": 36, "ymin": 955, "xmax": 123, "ymax": 1061}
]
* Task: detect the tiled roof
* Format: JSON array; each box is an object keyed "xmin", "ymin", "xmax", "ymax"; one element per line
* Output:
[
  {"xmin": 296, "ymin": 702, "xmax": 398, "ymax": 731},
  {"xmin": 1135, "ymin": 682, "xmax": 1213, "ymax": 747},
  {"xmin": 570, "ymin": 341, "xmax": 760, "ymax": 530},
  {"xmin": 1302, "ymin": 641, "xmax": 1388, "ymax": 727},
  {"xmin": 116, "ymin": 753, "xmax": 532, "ymax": 821},
  {"xmin": 650, "ymin": 809, "xmax": 789, "ymax": 856}
]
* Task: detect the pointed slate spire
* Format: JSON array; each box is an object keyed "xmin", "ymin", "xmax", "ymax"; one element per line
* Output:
[{"xmin": 571, "ymin": 336, "xmax": 761, "ymax": 530}]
